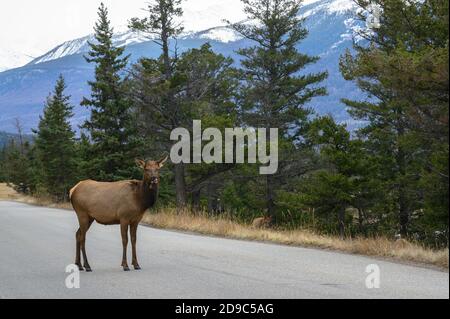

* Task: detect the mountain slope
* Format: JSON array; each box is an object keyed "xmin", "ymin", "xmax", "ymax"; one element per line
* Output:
[
  {"xmin": 0, "ymin": 131, "xmax": 34, "ymax": 148},
  {"xmin": 0, "ymin": 0, "xmax": 365, "ymax": 133},
  {"xmin": 0, "ymin": 48, "xmax": 34, "ymax": 72}
]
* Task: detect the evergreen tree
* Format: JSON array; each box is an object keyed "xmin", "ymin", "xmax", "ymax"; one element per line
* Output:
[
  {"xmin": 0, "ymin": 145, "xmax": 6, "ymax": 182},
  {"xmin": 129, "ymin": 0, "xmax": 183, "ymax": 79},
  {"xmin": 33, "ymin": 75, "xmax": 77, "ymax": 200},
  {"xmin": 131, "ymin": 43, "xmax": 239, "ymax": 209},
  {"xmin": 1, "ymin": 139, "xmax": 32, "ymax": 193},
  {"xmin": 173, "ymin": 44, "xmax": 239, "ymax": 210},
  {"xmin": 129, "ymin": 0, "xmax": 188, "ymax": 208},
  {"xmin": 82, "ymin": 3, "xmax": 141, "ymax": 181},
  {"xmin": 229, "ymin": 0, "xmax": 328, "ymax": 219},
  {"xmin": 301, "ymin": 116, "xmax": 383, "ymax": 238},
  {"xmin": 340, "ymin": 0, "xmax": 449, "ymax": 237}
]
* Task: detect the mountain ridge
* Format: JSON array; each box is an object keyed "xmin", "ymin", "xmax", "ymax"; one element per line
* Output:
[
  {"xmin": 24, "ymin": 0, "xmax": 359, "ymax": 68},
  {"xmin": 0, "ymin": 0, "xmax": 365, "ymax": 134}
]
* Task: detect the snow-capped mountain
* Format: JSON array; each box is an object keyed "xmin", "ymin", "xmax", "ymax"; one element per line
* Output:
[
  {"xmin": 0, "ymin": 0, "xmax": 366, "ymax": 133},
  {"xmin": 30, "ymin": 29, "xmax": 149, "ymax": 65},
  {"xmin": 0, "ymin": 48, "xmax": 34, "ymax": 72},
  {"xmin": 28, "ymin": 0, "xmax": 359, "ymax": 67},
  {"xmin": 28, "ymin": 26, "xmax": 245, "ymax": 67}
]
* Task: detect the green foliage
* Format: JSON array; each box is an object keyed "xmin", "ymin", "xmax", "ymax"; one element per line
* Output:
[
  {"xmin": 1, "ymin": 0, "xmax": 447, "ymax": 247},
  {"xmin": 129, "ymin": 0, "xmax": 188, "ymax": 207},
  {"xmin": 34, "ymin": 75, "xmax": 78, "ymax": 200},
  {"xmin": 0, "ymin": 139, "xmax": 36, "ymax": 193},
  {"xmin": 131, "ymin": 43, "xmax": 240, "ymax": 209},
  {"xmin": 300, "ymin": 117, "xmax": 367, "ymax": 236},
  {"xmin": 129, "ymin": 0, "xmax": 184, "ymax": 51},
  {"xmin": 339, "ymin": 0, "xmax": 449, "ymax": 240},
  {"xmin": 230, "ymin": 0, "xmax": 327, "ymax": 136},
  {"xmin": 81, "ymin": 3, "xmax": 142, "ymax": 181},
  {"xmin": 228, "ymin": 0, "xmax": 328, "ymax": 218}
]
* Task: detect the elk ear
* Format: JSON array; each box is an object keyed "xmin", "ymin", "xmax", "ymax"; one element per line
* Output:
[
  {"xmin": 158, "ymin": 155, "xmax": 169, "ymax": 168},
  {"xmin": 135, "ymin": 159, "xmax": 146, "ymax": 169}
]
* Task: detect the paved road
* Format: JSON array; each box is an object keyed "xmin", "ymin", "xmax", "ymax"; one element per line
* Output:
[{"xmin": 0, "ymin": 201, "xmax": 448, "ymax": 299}]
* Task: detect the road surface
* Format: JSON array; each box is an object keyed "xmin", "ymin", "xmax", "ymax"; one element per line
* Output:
[{"xmin": 0, "ymin": 201, "xmax": 448, "ymax": 299}]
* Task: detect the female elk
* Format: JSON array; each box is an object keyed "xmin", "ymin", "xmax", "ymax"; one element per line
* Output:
[{"xmin": 70, "ymin": 156, "xmax": 168, "ymax": 271}]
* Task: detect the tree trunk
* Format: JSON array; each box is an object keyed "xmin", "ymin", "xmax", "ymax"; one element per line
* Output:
[
  {"xmin": 160, "ymin": 15, "xmax": 188, "ymax": 211},
  {"xmin": 399, "ymin": 190, "xmax": 409, "ymax": 237},
  {"xmin": 162, "ymin": 39, "xmax": 171, "ymax": 78},
  {"xmin": 174, "ymin": 163, "xmax": 187, "ymax": 210},
  {"xmin": 338, "ymin": 206, "xmax": 345, "ymax": 239},
  {"xmin": 397, "ymin": 136, "xmax": 409, "ymax": 238},
  {"xmin": 191, "ymin": 189, "xmax": 201, "ymax": 212},
  {"xmin": 160, "ymin": 10, "xmax": 172, "ymax": 79},
  {"xmin": 207, "ymin": 183, "xmax": 220, "ymax": 215},
  {"xmin": 264, "ymin": 123, "xmax": 277, "ymax": 223},
  {"xmin": 358, "ymin": 208, "xmax": 364, "ymax": 235},
  {"xmin": 266, "ymin": 174, "xmax": 276, "ymax": 220}
]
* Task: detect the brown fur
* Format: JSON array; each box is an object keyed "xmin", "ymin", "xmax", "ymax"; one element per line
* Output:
[
  {"xmin": 70, "ymin": 157, "xmax": 168, "ymax": 272},
  {"xmin": 252, "ymin": 216, "xmax": 272, "ymax": 229},
  {"xmin": 394, "ymin": 238, "xmax": 411, "ymax": 249}
]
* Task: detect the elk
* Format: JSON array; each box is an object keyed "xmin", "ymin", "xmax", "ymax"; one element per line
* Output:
[
  {"xmin": 252, "ymin": 216, "xmax": 273, "ymax": 229},
  {"xmin": 69, "ymin": 156, "xmax": 168, "ymax": 272}
]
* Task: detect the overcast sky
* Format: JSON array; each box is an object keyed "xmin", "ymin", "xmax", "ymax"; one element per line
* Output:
[{"xmin": 0, "ymin": 0, "xmax": 246, "ymax": 57}]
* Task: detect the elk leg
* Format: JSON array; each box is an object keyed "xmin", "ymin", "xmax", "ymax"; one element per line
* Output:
[
  {"xmin": 80, "ymin": 218, "xmax": 94, "ymax": 272},
  {"xmin": 75, "ymin": 228, "xmax": 84, "ymax": 271},
  {"xmin": 130, "ymin": 223, "xmax": 140, "ymax": 270},
  {"xmin": 120, "ymin": 221, "xmax": 130, "ymax": 271}
]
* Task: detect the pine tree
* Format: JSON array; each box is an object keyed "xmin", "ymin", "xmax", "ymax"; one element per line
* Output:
[
  {"xmin": 130, "ymin": 43, "xmax": 239, "ymax": 209},
  {"xmin": 173, "ymin": 44, "xmax": 239, "ymax": 210},
  {"xmin": 1, "ymin": 139, "xmax": 32, "ymax": 193},
  {"xmin": 340, "ymin": 0, "xmax": 449, "ymax": 237},
  {"xmin": 229, "ymin": 0, "xmax": 328, "ymax": 219},
  {"xmin": 82, "ymin": 3, "xmax": 141, "ymax": 181},
  {"xmin": 129, "ymin": 0, "xmax": 187, "ymax": 207},
  {"xmin": 302, "ymin": 116, "xmax": 383, "ymax": 238},
  {"xmin": 34, "ymin": 75, "xmax": 77, "ymax": 200},
  {"xmin": 0, "ymin": 145, "xmax": 6, "ymax": 182},
  {"xmin": 129, "ymin": 0, "xmax": 183, "ymax": 79}
]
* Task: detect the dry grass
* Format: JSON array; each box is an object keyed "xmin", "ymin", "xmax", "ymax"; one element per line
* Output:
[
  {"xmin": 0, "ymin": 183, "xmax": 72, "ymax": 210},
  {"xmin": 1, "ymin": 183, "xmax": 447, "ymax": 269},
  {"xmin": 0, "ymin": 183, "xmax": 24, "ymax": 200},
  {"xmin": 142, "ymin": 208, "xmax": 449, "ymax": 270}
]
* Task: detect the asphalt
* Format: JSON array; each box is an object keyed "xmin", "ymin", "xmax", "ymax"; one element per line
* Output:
[{"xmin": 0, "ymin": 201, "xmax": 448, "ymax": 299}]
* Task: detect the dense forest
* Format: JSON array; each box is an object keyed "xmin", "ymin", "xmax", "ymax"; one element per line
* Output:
[{"xmin": 0, "ymin": 0, "xmax": 448, "ymax": 247}]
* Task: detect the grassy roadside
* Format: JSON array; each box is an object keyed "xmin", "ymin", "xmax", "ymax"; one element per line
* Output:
[
  {"xmin": 142, "ymin": 209, "xmax": 449, "ymax": 270},
  {"xmin": 0, "ymin": 183, "xmax": 72, "ymax": 210},
  {"xmin": 1, "ymin": 183, "xmax": 448, "ymax": 269}
]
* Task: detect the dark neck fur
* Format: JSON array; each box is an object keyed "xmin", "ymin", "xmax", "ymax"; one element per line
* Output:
[{"xmin": 140, "ymin": 179, "xmax": 158, "ymax": 211}]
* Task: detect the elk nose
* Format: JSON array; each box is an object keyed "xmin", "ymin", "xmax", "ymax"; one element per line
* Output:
[{"xmin": 150, "ymin": 177, "xmax": 159, "ymax": 184}]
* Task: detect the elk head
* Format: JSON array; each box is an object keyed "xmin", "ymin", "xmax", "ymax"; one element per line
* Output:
[
  {"xmin": 263, "ymin": 215, "xmax": 273, "ymax": 225},
  {"xmin": 136, "ymin": 155, "xmax": 169, "ymax": 188}
]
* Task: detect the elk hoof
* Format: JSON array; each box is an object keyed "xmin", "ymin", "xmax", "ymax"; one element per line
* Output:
[
  {"xmin": 123, "ymin": 266, "xmax": 130, "ymax": 272},
  {"xmin": 85, "ymin": 267, "xmax": 92, "ymax": 272},
  {"xmin": 76, "ymin": 264, "xmax": 84, "ymax": 271},
  {"xmin": 134, "ymin": 265, "xmax": 141, "ymax": 270}
]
